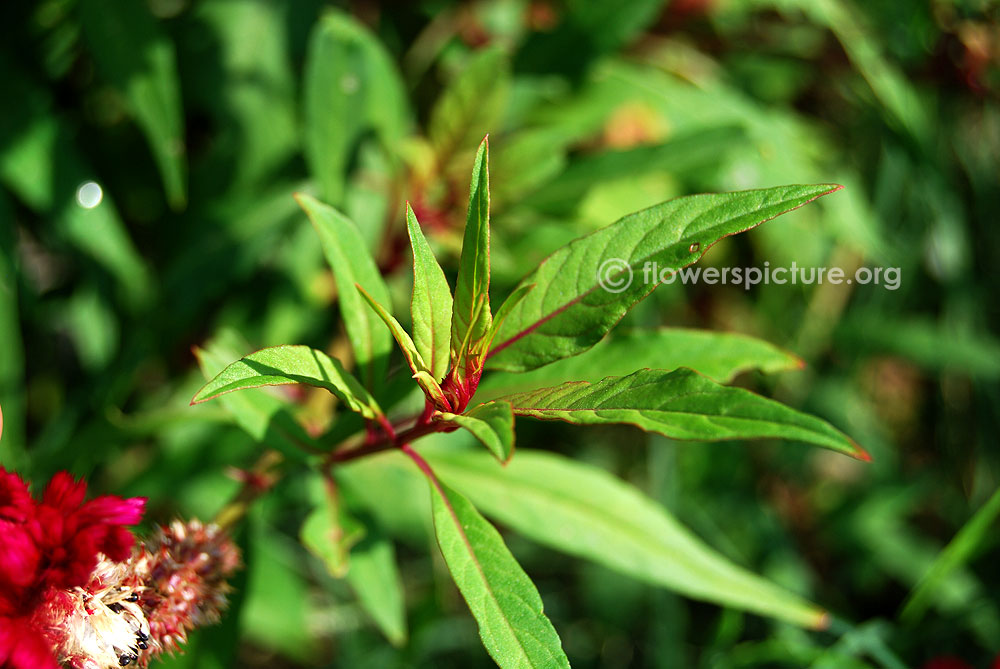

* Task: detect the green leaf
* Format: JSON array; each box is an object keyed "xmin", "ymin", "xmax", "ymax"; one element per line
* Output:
[
  {"xmin": 429, "ymin": 48, "xmax": 509, "ymax": 167},
  {"xmin": 407, "ymin": 204, "xmax": 453, "ymax": 382},
  {"xmin": 356, "ymin": 284, "xmax": 448, "ymax": 407},
  {"xmin": 296, "ymin": 194, "xmax": 392, "ymax": 392},
  {"xmin": 437, "ymin": 402, "xmax": 515, "ymax": 463},
  {"xmin": 345, "ymin": 530, "xmax": 408, "ymax": 646},
  {"xmin": 495, "ymin": 368, "xmax": 867, "ymax": 459},
  {"xmin": 486, "ymin": 184, "xmax": 842, "ymax": 372},
  {"xmin": 78, "ymin": 0, "xmax": 186, "ymax": 208},
  {"xmin": 192, "ymin": 344, "xmax": 382, "ymax": 421},
  {"xmin": 478, "ymin": 327, "xmax": 802, "ymax": 400},
  {"xmin": 301, "ymin": 479, "xmax": 365, "ymax": 579},
  {"xmin": 902, "ymin": 485, "xmax": 1000, "ymax": 622},
  {"xmin": 193, "ymin": 334, "xmax": 319, "ymax": 461},
  {"xmin": 425, "ymin": 473, "xmax": 570, "ymax": 668},
  {"xmin": 427, "ymin": 448, "xmax": 828, "ymax": 629},
  {"xmin": 486, "ymin": 284, "xmax": 535, "ymax": 354},
  {"xmin": 450, "ymin": 138, "xmax": 492, "ymax": 379},
  {"xmin": 303, "ymin": 11, "xmax": 410, "ymax": 207}
]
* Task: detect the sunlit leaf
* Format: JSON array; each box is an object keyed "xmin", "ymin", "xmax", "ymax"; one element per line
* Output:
[
  {"xmin": 192, "ymin": 344, "xmax": 382, "ymax": 421},
  {"xmin": 425, "ymin": 473, "xmax": 570, "ymax": 668},
  {"xmin": 437, "ymin": 401, "xmax": 515, "ymax": 463},
  {"xmin": 296, "ymin": 194, "xmax": 392, "ymax": 392},
  {"xmin": 494, "ymin": 368, "xmax": 867, "ymax": 459},
  {"xmin": 487, "ymin": 185, "xmax": 842, "ymax": 372},
  {"xmin": 407, "ymin": 204, "xmax": 453, "ymax": 382},
  {"xmin": 357, "ymin": 284, "xmax": 447, "ymax": 406},
  {"xmin": 450, "ymin": 138, "xmax": 493, "ymax": 380},
  {"xmin": 194, "ymin": 335, "xmax": 319, "ymax": 461},
  {"xmin": 479, "ymin": 327, "xmax": 802, "ymax": 400},
  {"xmin": 427, "ymin": 448, "xmax": 829, "ymax": 629}
]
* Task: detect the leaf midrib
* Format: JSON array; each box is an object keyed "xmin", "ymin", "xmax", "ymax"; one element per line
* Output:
[
  {"xmin": 487, "ymin": 188, "xmax": 837, "ymax": 359},
  {"xmin": 434, "ymin": 457, "xmax": 812, "ymax": 607},
  {"xmin": 432, "ymin": 479, "xmax": 535, "ymax": 665}
]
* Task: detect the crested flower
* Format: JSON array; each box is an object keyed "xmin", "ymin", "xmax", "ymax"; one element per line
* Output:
[
  {"xmin": 0, "ymin": 467, "xmax": 145, "ymax": 668},
  {"xmin": 0, "ymin": 465, "xmax": 241, "ymax": 668}
]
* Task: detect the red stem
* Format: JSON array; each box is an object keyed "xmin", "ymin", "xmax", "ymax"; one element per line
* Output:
[{"xmin": 330, "ymin": 419, "xmax": 440, "ymax": 463}]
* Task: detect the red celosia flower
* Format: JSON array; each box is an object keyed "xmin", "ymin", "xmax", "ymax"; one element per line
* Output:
[{"xmin": 0, "ymin": 467, "xmax": 144, "ymax": 669}]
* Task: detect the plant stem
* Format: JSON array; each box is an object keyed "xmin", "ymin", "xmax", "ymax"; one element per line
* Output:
[{"xmin": 329, "ymin": 419, "xmax": 440, "ymax": 463}]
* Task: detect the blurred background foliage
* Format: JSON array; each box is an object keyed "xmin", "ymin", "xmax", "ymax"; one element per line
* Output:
[{"xmin": 1, "ymin": 0, "xmax": 999, "ymax": 667}]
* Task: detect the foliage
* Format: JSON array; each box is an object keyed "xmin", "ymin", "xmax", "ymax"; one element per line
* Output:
[{"xmin": 1, "ymin": 0, "xmax": 998, "ymax": 667}]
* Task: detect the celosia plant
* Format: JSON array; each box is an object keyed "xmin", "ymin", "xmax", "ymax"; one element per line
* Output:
[{"xmin": 188, "ymin": 138, "xmax": 869, "ymax": 667}]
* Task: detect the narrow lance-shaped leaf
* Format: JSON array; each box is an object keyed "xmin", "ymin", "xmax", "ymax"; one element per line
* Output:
[
  {"xmin": 193, "ymin": 335, "xmax": 319, "ymax": 461},
  {"xmin": 494, "ymin": 368, "xmax": 868, "ymax": 459},
  {"xmin": 450, "ymin": 138, "xmax": 492, "ymax": 379},
  {"xmin": 296, "ymin": 194, "xmax": 392, "ymax": 392},
  {"xmin": 192, "ymin": 344, "xmax": 383, "ymax": 421},
  {"xmin": 485, "ymin": 284, "xmax": 534, "ymax": 354},
  {"xmin": 426, "ymin": 448, "xmax": 828, "ymax": 629},
  {"xmin": 486, "ymin": 184, "xmax": 842, "ymax": 372},
  {"xmin": 477, "ymin": 327, "xmax": 803, "ymax": 401},
  {"xmin": 436, "ymin": 401, "xmax": 515, "ymax": 463},
  {"xmin": 417, "ymin": 458, "xmax": 570, "ymax": 669},
  {"xmin": 356, "ymin": 284, "xmax": 449, "ymax": 408},
  {"xmin": 406, "ymin": 203, "xmax": 453, "ymax": 382}
]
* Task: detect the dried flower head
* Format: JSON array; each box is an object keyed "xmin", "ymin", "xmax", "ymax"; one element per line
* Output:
[{"xmin": 133, "ymin": 519, "xmax": 241, "ymax": 661}]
